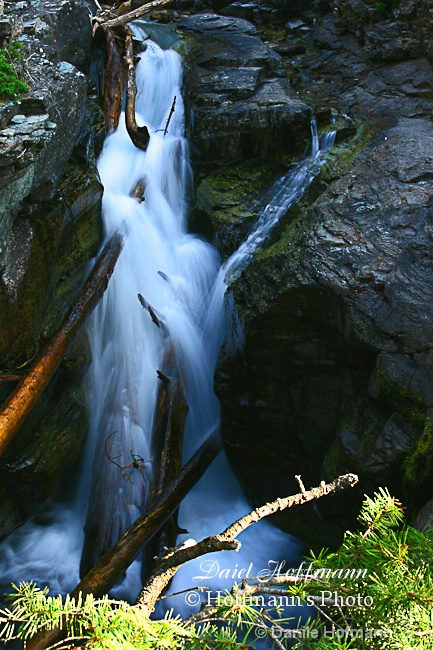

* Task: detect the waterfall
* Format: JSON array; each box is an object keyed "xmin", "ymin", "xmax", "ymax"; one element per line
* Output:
[
  {"xmin": 79, "ymin": 40, "xmax": 222, "ymax": 579},
  {"xmin": 0, "ymin": 38, "xmax": 334, "ymax": 607}
]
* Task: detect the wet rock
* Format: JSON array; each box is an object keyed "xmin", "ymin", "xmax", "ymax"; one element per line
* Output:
[
  {"xmin": 364, "ymin": 20, "xmax": 422, "ymax": 62},
  {"xmin": 0, "ymin": 61, "xmax": 87, "ymax": 263},
  {"xmin": 192, "ymin": 78, "xmax": 311, "ymax": 163},
  {"xmin": 365, "ymin": 415, "xmax": 414, "ymax": 472},
  {"xmin": 181, "ymin": 14, "xmax": 312, "ymax": 165},
  {"xmin": 273, "ymin": 40, "xmax": 306, "ymax": 56},
  {"xmin": 217, "ymin": 111, "xmax": 433, "ymax": 540},
  {"xmin": 196, "ymin": 66, "xmax": 263, "ymax": 100},
  {"xmin": 414, "ymin": 498, "xmax": 433, "ymax": 532},
  {"xmin": 0, "ymin": 164, "xmax": 103, "ymax": 367},
  {"xmin": 193, "ymin": 156, "xmax": 293, "ymax": 256},
  {"xmin": 180, "ymin": 13, "xmax": 259, "ymax": 35}
]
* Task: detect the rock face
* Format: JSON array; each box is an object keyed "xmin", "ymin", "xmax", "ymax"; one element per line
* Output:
[
  {"xmin": 179, "ymin": 11, "xmax": 318, "ymax": 258},
  {"xmin": 200, "ymin": 0, "xmax": 433, "ymax": 544},
  {"xmin": 180, "ymin": 13, "xmax": 312, "ymax": 165},
  {"xmin": 0, "ymin": 0, "xmax": 102, "ymax": 540}
]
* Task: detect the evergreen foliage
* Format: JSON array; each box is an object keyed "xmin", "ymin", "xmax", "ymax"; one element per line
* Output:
[
  {"xmin": 287, "ymin": 487, "xmax": 433, "ymax": 649},
  {"xmin": 0, "ymin": 488, "xmax": 432, "ymax": 649}
]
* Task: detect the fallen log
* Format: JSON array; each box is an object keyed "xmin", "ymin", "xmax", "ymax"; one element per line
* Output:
[
  {"xmin": 125, "ymin": 27, "xmax": 150, "ymax": 150},
  {"xmin": 152, "ymin": 342, "xmax": 188, "ymax": 557},
  {"xmin": 137, "ymin": 293, "xmax": 165, "ymax": 330},
  {"xmin": 102, "ymin": 26, "xmax": 126, "ymax": 133},
  {"xmin": 0, "ymin": 233, "xmax": 123, "ymax": 460},
  {"xmin": 26, "ymin": 427, "xmax": 222, "ymax": 650}
]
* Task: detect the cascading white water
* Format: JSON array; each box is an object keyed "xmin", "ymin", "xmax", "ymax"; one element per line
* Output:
[
  {"xmin": 0, "ymin": 37, "xmax": 335, "ymax": 608},
  {"xmin": 79, "ymin": 40, "xmax": 222, "ymax": 581}
]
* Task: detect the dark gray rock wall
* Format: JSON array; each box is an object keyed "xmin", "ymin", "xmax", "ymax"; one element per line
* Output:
[
  {"xmin": 180, "ymin": 14, "xmax": 312, "ymax": 166},
  {"xmin": 205, "ymin": 0, "xmax": 433, "ymax": 543}
]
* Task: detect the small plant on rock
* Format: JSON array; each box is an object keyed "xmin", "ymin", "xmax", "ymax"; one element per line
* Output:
[{"xmin": 0, "ymin": 40, "xmax": 28, "ymax": 102}]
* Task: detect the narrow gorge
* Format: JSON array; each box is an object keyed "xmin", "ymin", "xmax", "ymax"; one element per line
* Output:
[{"xmin": 0, "ymin": 0, "xmax": 433, "ymax": 638}]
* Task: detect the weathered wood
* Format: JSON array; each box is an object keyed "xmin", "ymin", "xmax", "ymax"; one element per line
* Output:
[
  {"xmin": 0, "ymin": 234, "xmax": 123, "ymax": 460},
  {"xmin": 125, "ymin": 28, "xmax": 150, "ymax": 150},
  {"xmin": 26, "ymin": 428, "xmax": 222, "ymax": 650},
  {"xmin": 163, "ymin": 96, "xmax": 176, "ymax": 136},
  {"xmin": 136, "ymin": 473, "xmax": 360, "ymax": 615},
  {"xmin": 131, "ymin": 178, "xmax": 146, "ymax": 201},
  {"xmin": 154, "ymin": 346, "xmax": 187, "ymax": 494},
  {"xmin": 98, "ymin": 0, "xmax": 173, "ymax": 29},
  {"xmin": 77, "ymin": 429, "xmax": 220, "ymax": 596},
  {"xmin": 102, "ymin": 26, "xmax": 126, "ymax": 133},
  {"xmin": 138, "ymin": 293, "xmax": 167, "ymax": 332},
  {"xmin": 152, "ymin": 343, "xmax": 188, "ymax": 556}
]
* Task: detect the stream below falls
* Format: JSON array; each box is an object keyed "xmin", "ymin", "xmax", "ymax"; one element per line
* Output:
[{"xmin": 0, "ymin": 36, "xmax": 335, "ymax": 615}]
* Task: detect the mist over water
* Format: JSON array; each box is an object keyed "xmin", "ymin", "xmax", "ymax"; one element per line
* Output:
[{"xmin": 0, "ymin": 38, "xmax": 334, "ymax": 609}]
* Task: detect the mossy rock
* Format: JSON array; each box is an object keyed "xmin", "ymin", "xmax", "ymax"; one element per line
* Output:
[
  {"xmin": 0, "ymin": 373, "xmax": 88, "ymax": 541},
  {"xmin": 0, "ymin": 163, "xmax": 102, "ymax": 368},
  {"xmin": 192, "ymin": 154, "xmax": 306, "ymax": 258},
  {"xmin": 403, "ymin": 418, "xmax": 433, "ymax": 490},
  {"xmin": 40, "ymin": 164, "xmax": 103, "ymax": 339},
  {"xmin": 0, "ymin": 161, "xmax": 101, "ymax": 538}
]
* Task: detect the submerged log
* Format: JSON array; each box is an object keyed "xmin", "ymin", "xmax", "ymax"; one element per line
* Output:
[
  {"xmin": 0, "ymin": 234, "xmax": 123, "ymax": 460},
  {"xmin": 131, "ymin": 178, "xmax": 146, "ymax": 201},
  {"xmin": 125, "ymin": 28, "xmax": 150, "ymax": 150},
  {"xmin": 102, "ymin": 26, "xmax": 126, "ymax": 133},
  {"xmin": 78, "ymin": 428, "xmax": 221, "ymax": 597},
  {"xmin": 26, "ymin": 428, "xmax": 222, "ymax": 650},
  {"xmin": 152, "ymin": 343, "xmax": 189, "ymax": 556}
]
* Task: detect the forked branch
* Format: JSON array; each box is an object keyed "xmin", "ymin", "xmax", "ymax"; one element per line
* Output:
[{"xmin": 135, "ymin": 473, "xmax": 359, "ymax": 615}]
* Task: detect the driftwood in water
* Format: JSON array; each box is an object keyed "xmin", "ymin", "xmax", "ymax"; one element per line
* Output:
[
  {"xmin": 26, "ymin": 428, "xmax": 222, "ymax": 650},
  {"xmin": 163, "ymin": 96, "xmax": 176, "ymax": 135},
  {"xmin": 79, "ymin": 416, "xmax": 152, "ymax": 577},
  {"xmin": 0, "ymin": 234, "xmax": 123, "ymax": 460},
  {"xmin": 125, "ymin": 28, "xmax": 150, "ymax": 150},
  {"xmin": 102, "ymin": 26, "xmax": 126, "ymax": 133},
  {"xmin": 75, "ymin": 428, "xmax": 219, "ymax": 599},
  {"xmin": 137, "ymin": 291, "xmax": 188, "ymax": 552},
  {"xmin": 137, "ymin": 293, "xmax": 164, "ymax": 329},
  {"xmin": 131, "ymin": 178, "xmax": 146, "ymax": 201},
  {"xmin": 152, "ymin": 343, "xmax": 189, "ymax": 556}
]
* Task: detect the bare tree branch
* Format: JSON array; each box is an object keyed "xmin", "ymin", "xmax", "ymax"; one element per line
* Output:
[
  {"xmin": 135, "ymin": 473, "xmax": 359, "ymax": 615},
  {"xmin": 96, "ymin": 0, "xmax": 173, "ymax": 29}
]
